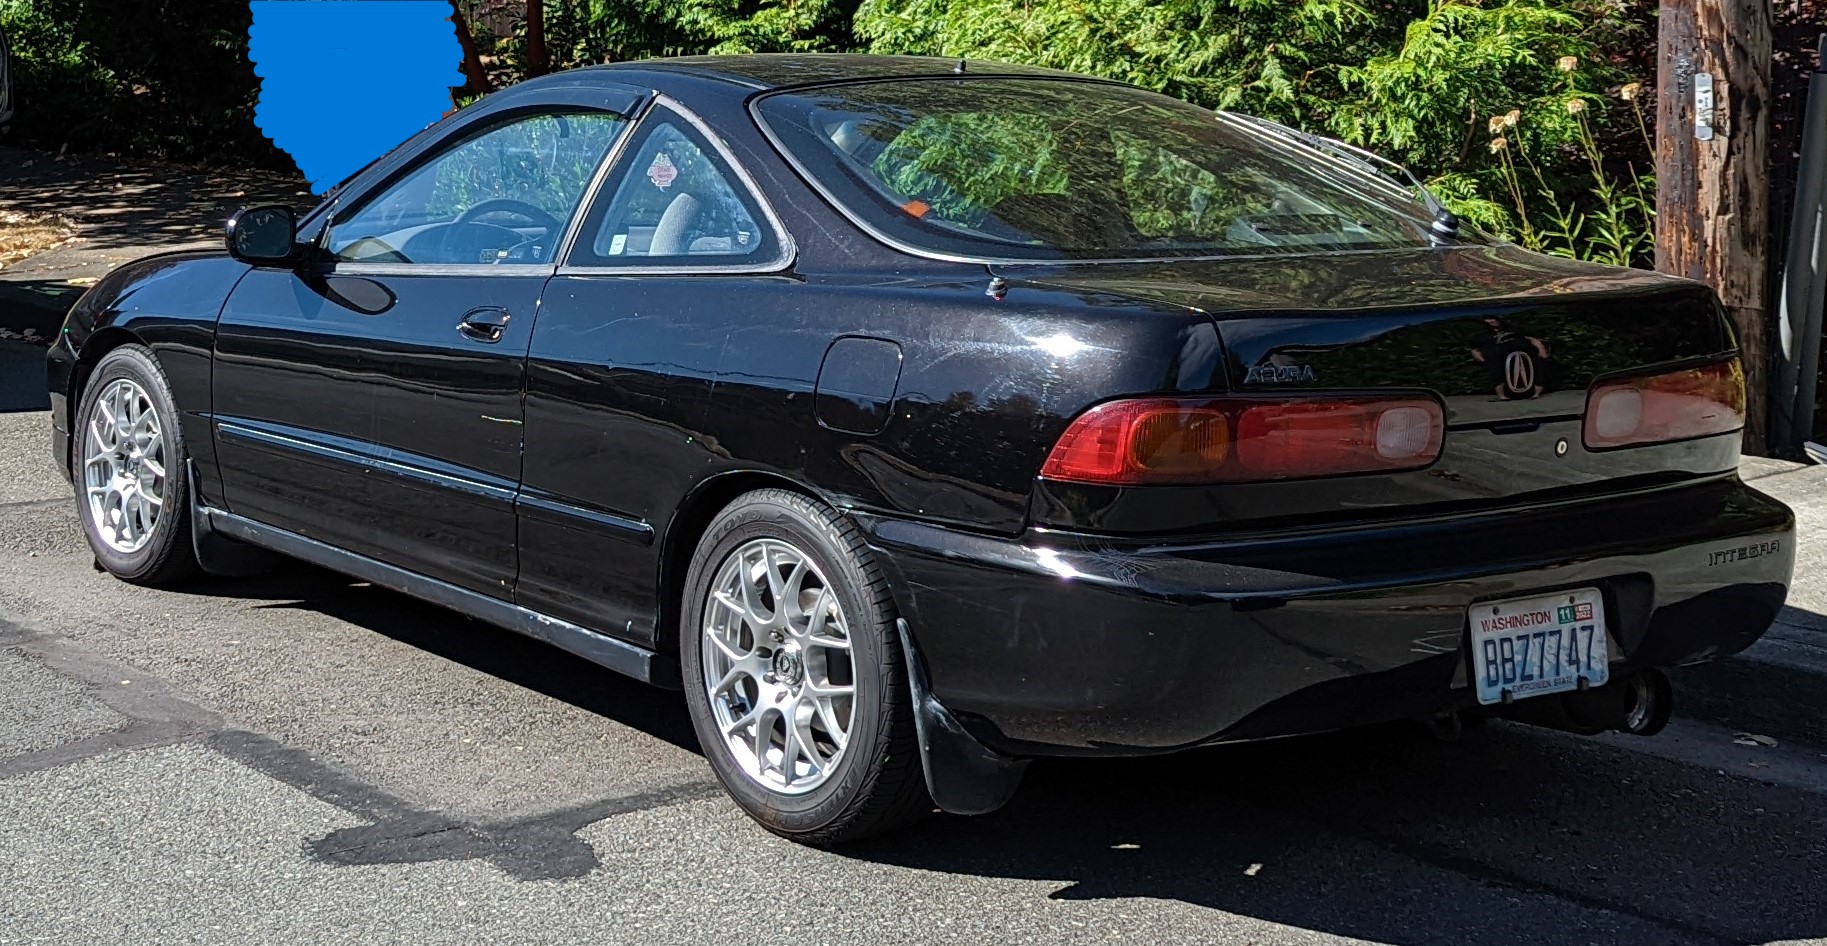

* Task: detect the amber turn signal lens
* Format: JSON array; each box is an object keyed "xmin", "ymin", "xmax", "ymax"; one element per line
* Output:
[{"xmin": 1582, "ymin": 360, "xmax": 1745, "ymax": 451}]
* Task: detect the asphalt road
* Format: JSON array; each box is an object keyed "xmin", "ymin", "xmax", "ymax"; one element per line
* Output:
[{"xmin": 3, "ymin": 338, "xmax": 1825, "ymax": 946}]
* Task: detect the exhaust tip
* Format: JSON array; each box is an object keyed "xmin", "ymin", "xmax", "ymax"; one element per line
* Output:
[
  {"xmin": 1618, "ymin": 669, "xmax": 1673, "ymax": 736},
  {"xmin": 1494, "ymin": 668, "xmax": 1674, "ymax": 737}
]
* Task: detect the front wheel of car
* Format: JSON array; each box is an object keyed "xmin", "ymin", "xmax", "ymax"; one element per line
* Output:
[
  {"xmin": 680, "ymin": 489, "xmax": 930, "ymax": 844},
  {"xmin": 72, "ymin": 344, "xmax": 199, "ymax": 586}
]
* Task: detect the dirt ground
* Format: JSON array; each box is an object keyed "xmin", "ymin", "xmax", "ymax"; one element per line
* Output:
[{"xmin": 0, "ymin": 211, "xmax": 76, "ymax": 270}]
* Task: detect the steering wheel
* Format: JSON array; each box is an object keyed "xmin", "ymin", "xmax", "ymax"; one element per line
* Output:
[{"xmin": 454, "ymin": 198, "xmax": 564, "ymax": 237}]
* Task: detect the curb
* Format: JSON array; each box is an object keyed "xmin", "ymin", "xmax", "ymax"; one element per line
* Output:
[
  {"xmin": 1671, "ymin": 619, "xmax": 1827, "ymax": 751},
  {"xmin": 1687, "ymin": 461, "xmax": 1827, "ymax": 749}
]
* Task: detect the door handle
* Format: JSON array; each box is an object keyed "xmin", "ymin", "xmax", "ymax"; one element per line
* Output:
[{"xmin": 457, "ymin": 306, "xmax": 512, "ymax": 343}]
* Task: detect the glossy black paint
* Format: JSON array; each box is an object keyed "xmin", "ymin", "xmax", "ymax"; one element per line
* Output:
[
  {"xmin": 995, "ymin": 245, "xmax": 1742, "ymax": 535},
  {"xmin": 215, "ymin": 266, "xmax": 547, "ymax": 595},
  {"xmin": 864, "ymin": 476, "xmax": 1793, "ymax": 753},
  {"xmin": 46, "ymin": 249, "xmax": 253, "ymax": 504},
  {"xmin": 48, "ymin": 56, "xmax": 1793, "ymax": 774}
]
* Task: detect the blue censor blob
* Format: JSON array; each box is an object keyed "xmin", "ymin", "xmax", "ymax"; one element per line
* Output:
[{"xmin": 249, "ymin": 1, "xmax": 466, "ymax": 193}]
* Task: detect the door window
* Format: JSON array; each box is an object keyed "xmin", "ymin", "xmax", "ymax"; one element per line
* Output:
[
  {"xmin": 568, "ymin": 117, "xmax": 778, "ymax": 266},
  {"xmin": 327, "ymin": 111, "xmax": 626, "ymax": 266}
]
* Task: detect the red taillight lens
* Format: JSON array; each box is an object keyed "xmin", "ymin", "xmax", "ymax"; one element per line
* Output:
[
  {"xmin": 1038, "ymin": 400, "xmax": 1232, "ymax": 485},
  {"xmin": 1040, "ymin": 396, "xmax": 1444, "ymax": 485},
  {"xmin": 1583, "ymin": 360, "xmax": 1745, "ymax": 450}
]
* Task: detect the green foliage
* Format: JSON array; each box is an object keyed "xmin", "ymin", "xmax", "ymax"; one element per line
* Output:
[
  {"xmin": 0, "ymin": 0, "xmax": 287, "ymax": 166},
  {"xmin": 472, "ymin": 0, "xmax": 858, "ymax": 74},
  {"xmin": 1328, "ymin": 0, "xmax": 1655, "ymax": 265},
  {"xmin": 1329, "ymin": 0, "xmax": 1595, "ymax": 166},
  {"xmin": 672, "ymin": 0, "xmax": 859, "ymax": 54},
  {"xmin": 856, "ymin": 0, "xmax": 1659, "ymax": 266},
  {"xmin": 854, "ymin": 0, "xmax": 1381, "ymax": 122},
  {"xmin": 6, "ymin": 0, "xmax": 1661, "ymax": 265}
]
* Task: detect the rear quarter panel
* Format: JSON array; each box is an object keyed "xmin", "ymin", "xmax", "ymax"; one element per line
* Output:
[{"xmin": 703, "ymin": 269, "xmax": 1220, "ymax": 535}]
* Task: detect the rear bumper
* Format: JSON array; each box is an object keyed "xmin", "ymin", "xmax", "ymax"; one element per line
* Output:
[{"xmin": 862, "ymin": 475, "xmax": 1793, "ymax": 756}]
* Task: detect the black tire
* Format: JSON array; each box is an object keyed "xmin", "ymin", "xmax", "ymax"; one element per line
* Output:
[
  {"xmin": 71, "ymin": 344, "xmax": 200, "ymax": 586},
  {"xmin": 680, "ymin": 489, "xmax": 930, "ymax": 844}
]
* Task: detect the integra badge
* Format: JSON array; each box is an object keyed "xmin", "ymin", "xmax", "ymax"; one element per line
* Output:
[{"xmin": 1245, "ymin": 364, "xmax": 1318, "ymax": 384}]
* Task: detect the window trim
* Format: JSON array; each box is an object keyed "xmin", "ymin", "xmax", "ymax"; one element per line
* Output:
[
  {"xmin": 555, "ymin": 95, "xmax": 796, "ymax": 277},
  {"xmin": 320, "ymin": 103, "xmax": 640, "ymax": 276}
]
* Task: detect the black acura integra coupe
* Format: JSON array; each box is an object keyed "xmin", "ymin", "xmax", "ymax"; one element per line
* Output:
[{"xmin": 47, "ymin": 55, "xmax": 1794, "ymax": 843}]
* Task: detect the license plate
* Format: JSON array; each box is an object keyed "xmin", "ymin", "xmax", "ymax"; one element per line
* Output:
[{"xmin": 1469, "ymin": 588, "xmax": 1609, "ymax": 706}]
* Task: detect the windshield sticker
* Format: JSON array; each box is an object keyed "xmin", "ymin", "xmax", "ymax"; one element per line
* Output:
[{"xmin": 647, "ymin": 152, "xmax": 678, "ymax": 190}]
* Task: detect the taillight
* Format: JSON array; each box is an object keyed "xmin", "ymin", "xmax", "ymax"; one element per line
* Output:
[
  {"xmin": 1583, "ymin": 360, "xmax": 1745, "ymax": 450},
  {"xmin": 1039, "ymin": 395, "xmax": 1444, "ymax": 486}
]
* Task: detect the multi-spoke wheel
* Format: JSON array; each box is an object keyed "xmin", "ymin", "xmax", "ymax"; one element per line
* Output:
[
  {"xmin": 702, "ymin": 538, "xmax": 856, "ymax": 795},
  {"xmin": 83, "ymin": 378, "xmax": 167, "ymax": 554},
  {"xmin": 681, "ymin": 489, "xmax": 929, "ymax": 844},
  {"xmin": 72, "ymin": 345, "xmax": 198, "ymax": 585}
]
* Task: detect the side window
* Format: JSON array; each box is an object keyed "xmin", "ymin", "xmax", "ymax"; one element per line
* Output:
[
  {"xmin": 569, "ymin": 118, "xmax": 774, "ymax": 265},
  {"xmin": 327, "ymin": 111, "xmax": 626, "ymax": 266}
]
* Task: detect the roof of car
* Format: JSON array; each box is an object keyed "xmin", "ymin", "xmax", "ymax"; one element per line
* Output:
[{"xmin": 579, "ymin": 53, "xmax": 1104, "ymax": 91}]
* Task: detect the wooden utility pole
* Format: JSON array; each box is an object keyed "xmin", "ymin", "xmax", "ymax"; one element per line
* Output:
[
  {"xmin": 1655, "ymin": 0, "xmax": 1776, "ymax": 452},
  {"xmin": 525, "ymin": 0, "xmax": 551, "ymax": 77},
  {"xmin": 450, "ymin": 2, "xmax": 495, "ymax": 100}
]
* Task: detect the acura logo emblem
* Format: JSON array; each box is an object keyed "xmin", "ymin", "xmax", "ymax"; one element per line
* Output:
[{"xmin": 1504, "ymin": 350, "xmax": 1536, "ymax": 396}]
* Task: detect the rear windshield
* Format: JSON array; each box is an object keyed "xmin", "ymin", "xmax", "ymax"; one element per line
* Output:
[{"xmin": 755, "ymin": 78, "xmax": 1452, "ymax": 262}]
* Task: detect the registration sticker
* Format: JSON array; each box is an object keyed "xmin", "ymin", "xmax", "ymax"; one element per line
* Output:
[
  {"xmin": 647, "ymin": 152, "xmax": 678, "ymax": 189},
  {"xmin": 1469, "ymin": 588, "xmax": 1609, "ymax": 705}
]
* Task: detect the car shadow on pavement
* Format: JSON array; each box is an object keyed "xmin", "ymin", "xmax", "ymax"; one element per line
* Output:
[
  {"xmin": 210, "ymin": 563, "xmax": 701, "ymax": 754},
  {"xmin": 0, "ymin": 338, "xmax": 50, "ymax": 411},
  {"xmin": 153, "ymin": 558, "xmax": 1823, "ymax": 944},
  {"xmin": 0, "ymin": 279, "xmax": 77, "ymax": 347},
  {"xmin": 843, "ymin": 722, "xmax": 1826, "ymax": 946}
]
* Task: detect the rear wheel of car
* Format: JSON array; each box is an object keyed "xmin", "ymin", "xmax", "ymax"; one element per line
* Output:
[
  {"xmin": 72, "ymin": 345, "xmax": 199, "ymax": 586},
  {"xmin": 680, "ymin": 489, "xmax": 930, "ymax": 844}
]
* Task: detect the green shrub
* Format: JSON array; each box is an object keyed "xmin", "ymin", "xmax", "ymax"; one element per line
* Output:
[
  {"xmin": 856, "ymin": 0, "xmax": 1658, "ymax": 266},
  {"xmin": 1, "ymin": 0, "xmax": 289, "ymax": 167},
  {"xmin": 7, "ymin": 0, "xmax": 1659, "ymax": 265}
]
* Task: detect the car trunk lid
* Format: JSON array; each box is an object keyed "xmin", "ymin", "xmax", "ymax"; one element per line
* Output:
[
  {"xmin": 995, "ymin": 244, "xmax": 1743, "ymax": 535},
  {"xmin": 993, "ymin": 244, "xmax": 1732, "ymax": 425}
]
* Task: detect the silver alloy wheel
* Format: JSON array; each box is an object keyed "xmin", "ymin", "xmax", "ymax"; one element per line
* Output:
[
  {"xmin": 82, "ymin": 378, "xmax": 167, "ymax": 554},
  {"xmin": 701, "ymin": 537, "xmax": 856, "ymax": 795}
]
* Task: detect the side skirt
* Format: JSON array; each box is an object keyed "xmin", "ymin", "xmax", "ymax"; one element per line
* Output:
[{"xmin": 200, "ymin": 507, "xmax": 682, "ymax": 690}]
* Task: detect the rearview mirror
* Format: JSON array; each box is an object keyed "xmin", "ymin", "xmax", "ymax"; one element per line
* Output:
[{"xmin": 226, "ymin": 205, "xmax": 298, "ymax": 264}]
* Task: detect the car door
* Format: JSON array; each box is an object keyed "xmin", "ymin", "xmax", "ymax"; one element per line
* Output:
[
  {"xmin": 213, "ymin": 103, "xmax": 635, "ymax": 597},
  {"xmin": 516, "ymin": 103, "xmax": 795, "ymax": 642}
]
